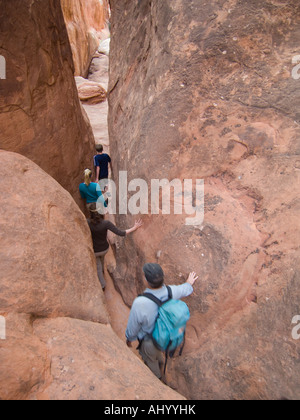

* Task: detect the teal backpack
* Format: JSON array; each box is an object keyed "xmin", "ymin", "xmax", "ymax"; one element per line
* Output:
[{"xmin": 143, "ymin": 286, "xmax": 190, "ymax": 372}]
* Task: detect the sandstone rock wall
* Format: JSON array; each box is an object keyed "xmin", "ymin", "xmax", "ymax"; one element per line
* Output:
[
  {"xmin": 108, "ymin": 0, "xmax": 300, "ymax": 399},
  {"xmin": 0, "ymin": 0, "xmax": 95, "ymax": 209},
  {"xmin": 61, "ymin": 0, "xmax": 110, "ymax": 77}
]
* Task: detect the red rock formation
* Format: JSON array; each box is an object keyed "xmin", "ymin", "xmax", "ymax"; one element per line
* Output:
[
  {"xmin": 0, "ymin": 150, "xmax": 108, "ymax": 323},
  {"xmin": 108, "ymin": 0, "xmax": 300, "ymax": 399},
  {"xmin": 0, "ymin": 151, "xmax": 184, "ymax": 401},
  {"xmin": 77, "ymin": 79, "xmax": 107, "ymax": 105},
  {"xmin": 0, "ymin": 0, "xmax": 95, "ymax": 209},
  {"xmin": 30, "ymin": 317, "xmax": 185, "ymax": 401},
  {"xmin": 61, "ymin": 0, "xmax": 110, "ymax": 77}
]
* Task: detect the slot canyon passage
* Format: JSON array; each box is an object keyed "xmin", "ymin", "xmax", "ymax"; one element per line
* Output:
[{"xmin": 0, "ymin": 0, "xmax": 300, "ymax": 401}]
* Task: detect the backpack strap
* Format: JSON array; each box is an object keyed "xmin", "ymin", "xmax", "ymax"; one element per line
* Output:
[
  {"xmin": 142, "ymin": 285, "xmax": 173, "ymax": 306},
  {"xmin": 142, "ymin": 293, "xmax": 163, "ymax": 307},
  {"xmin": 166, "ymin": 285, "xmax": 173, "ymax": 300},
  {"xmin": 141, "ymin": 286, "xmax": 176, "ymax": 375}
]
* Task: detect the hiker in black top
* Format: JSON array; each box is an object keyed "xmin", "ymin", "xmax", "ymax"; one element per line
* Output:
[{"xmin": 88, "ymin": 203, "xmax": 143, "ymax": 290}]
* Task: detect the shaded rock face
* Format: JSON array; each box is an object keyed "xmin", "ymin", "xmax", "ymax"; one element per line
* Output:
[
  {"xmin": 108, "ymin": 0, "xmax": 300, "ymax": 399},
  {"xmin": 61, "ymin": 0, "xmax": 110, "ymax": 77},
  {"xmin": 0, "ymin": 151, "xmax": 184, "ymax": 401},
  {"xmin": 0, "ymin": 0, "xmax": 95, "ymax": 209},
  {"xmin": 0, "ymin": 150, "xmax": 106, "ymax": 399}
]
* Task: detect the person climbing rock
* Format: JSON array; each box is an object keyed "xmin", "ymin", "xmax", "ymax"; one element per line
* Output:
[
  {"xmin": 94, "ymin": 144, "xmax": 112, "ymax": 182},
  {"xmin": 79, "ymin": 168, "xmax": 107, "ymax": 212},
  {"xmin": 125, "ymin": 263, "xmax": 198, "ymax": 380},
  {"xmin": 88, "ymin": 203, "xmax": 143, "ymax": 290}
]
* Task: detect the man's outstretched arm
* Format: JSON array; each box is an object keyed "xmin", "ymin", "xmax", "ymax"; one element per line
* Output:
[{"xmin": 170, "ymin": 272, "xmax": 199, "ymax": 300}]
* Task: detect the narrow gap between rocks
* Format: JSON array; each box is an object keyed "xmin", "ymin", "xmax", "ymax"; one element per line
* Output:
[
  {"xmin": 79, "ymin": 31, "xmax": 141, "ymax": 359},
  {"xmin": 79, "ymin": 29, "xmax": 181, "ymax": 390}
]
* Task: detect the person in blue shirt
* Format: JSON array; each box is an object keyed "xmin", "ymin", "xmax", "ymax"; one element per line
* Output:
[
  {"xmin": 94, "ymin": 144, "xmax": 112, "ymax": 182},
  {"xmin": 79, "ymin": 169, "xmax": 107, "ymax": 211}
]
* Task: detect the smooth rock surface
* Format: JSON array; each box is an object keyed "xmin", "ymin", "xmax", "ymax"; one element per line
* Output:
[
  {"xmin": 108, "ymin": 0, "xmax": 300, "ymax": 400},
  {"xmin": 0, "ymin": 150, "xmax": 108, "ymax": 323},
  {"xmin": 0, "ymin": 0, "xmax": 96, "ymax": 209},
  {"xmin": 31, "ymin": 317, "xmax": 185, "ymax": 401}
]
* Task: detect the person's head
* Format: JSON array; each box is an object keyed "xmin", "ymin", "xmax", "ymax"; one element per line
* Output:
[
  {"xmin": 84, "ymin": 169, "xmax": 92, "ymax": 187},
  {"xmin": 89, "ymin": 202, "xmax": 105, "ymax": 223},
  {"xmin": 96, "ymin": 144, "xmax": 104, "ymax": 154},
  {"xmin": 143, "ymin": 263, "xmax": 165, "ymax": 289}
]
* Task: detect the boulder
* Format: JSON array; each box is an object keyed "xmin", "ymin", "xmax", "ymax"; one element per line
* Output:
[
  {"xmin": 0, "ymin": 313, "xmax": 185, "ymax": 400},
  {"xmin": 0, "ymin": 150, "xmax": 108, "ymax": 323},
  {"xmin": 77, "ymin": 80, "xmax": 107, "ymax": 105},
  {"xmin": 30, "ymin": 317, "xmax": 185, "ymax": 401},
  {"xmin": 0, "ymin": 313, "xmax": 48, "ymax": 400}
]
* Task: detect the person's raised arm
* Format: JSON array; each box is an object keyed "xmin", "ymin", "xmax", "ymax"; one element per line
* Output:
[
  {"xmin": 105, "ymin": 219, "xmax": 143, "ymax": 238},
  {"xmin": 170, "ymin": 271, "xmax": 199, "ymax": 300},
  {"xmin": 125, "ymin": 219, "xmax": 143, "ymax": 235}
]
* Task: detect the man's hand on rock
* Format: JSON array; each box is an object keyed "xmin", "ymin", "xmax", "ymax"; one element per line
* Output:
[{"xmin": 187, "ymin": 271, "xmax": 198, "ymax": 286}]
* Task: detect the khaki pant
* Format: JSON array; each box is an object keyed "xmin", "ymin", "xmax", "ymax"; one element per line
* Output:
[
  {"xmin": 94, "ymin": 249, "xmax": 109, "ymax": 289},
  {"xmin": 139, "ymin": 336, "xmax": 164, "ymax": 379}
]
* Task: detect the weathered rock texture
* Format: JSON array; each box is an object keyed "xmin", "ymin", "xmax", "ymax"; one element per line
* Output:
[
  {"xmin": 0, "ymin": 151, "xmax": 107, "ymax": 323},
  {"xmin": 0, "ymin": 0, "xmax": 95, "ymax": 208},
  {"xmin": 108, "ymin": 0, "xmax": 300, "ymax": 400},
  {"xmin": 0, "ymin": 151, "xmax": 184, "ymax": 401},
  {"xmin": 30, "ymin": 317, "xmax": 185, "ymax": 401},
  {"xmin": 61, "ymin": 0, "xmax": 110, "ymax": 77}
]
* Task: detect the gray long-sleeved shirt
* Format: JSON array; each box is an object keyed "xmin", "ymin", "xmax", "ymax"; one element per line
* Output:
[{"xmin": 125, "ymin": 283, "xmax": 193, "ymax": 342}]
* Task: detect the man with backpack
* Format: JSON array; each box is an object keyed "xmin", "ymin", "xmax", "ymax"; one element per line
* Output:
[{"xmin": 125, "ymin": 263, "xmax": 198, "ymax": 380}]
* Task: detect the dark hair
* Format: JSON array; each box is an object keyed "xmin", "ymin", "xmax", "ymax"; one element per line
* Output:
[
  {"xmin": 96, "ymin": 144, "xmax": 104, "ymax": 153},
  {"xmin": 143, "ymin": 263, "xmax": 165, "ymax": 288},
  {"xmin": 89, "ymin": 203, "xmax": 104, "ymax": 224}
]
